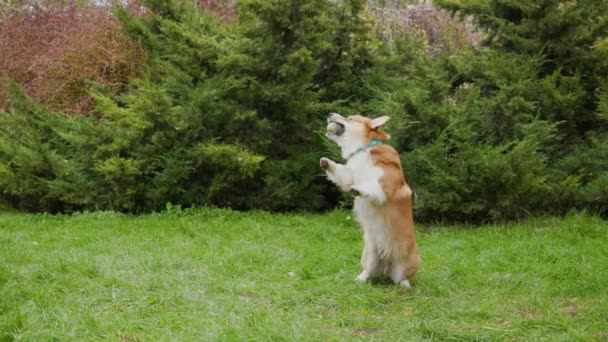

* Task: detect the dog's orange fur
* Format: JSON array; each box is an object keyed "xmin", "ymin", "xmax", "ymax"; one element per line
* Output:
[
  {"xmin": 322, "ymin": 113, "xmax": 419, "ymax": 285},
  {"xmin": 353, "ymin": 115, "xmax": 419, "ymax": 279}
]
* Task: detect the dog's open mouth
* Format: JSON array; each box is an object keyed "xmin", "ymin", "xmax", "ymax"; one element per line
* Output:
[{"xmin": 327, "ymin": 121, "xmax": 345, "ymax": 136}]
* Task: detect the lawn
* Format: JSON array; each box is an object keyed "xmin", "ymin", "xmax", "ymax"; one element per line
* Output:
[{"xmin": 1, "ymin": 209, "xmax": 607, "ymax": 341}]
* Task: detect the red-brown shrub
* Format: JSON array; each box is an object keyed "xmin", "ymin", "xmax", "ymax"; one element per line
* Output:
[
  {"xmin": 197, "ymin": 0, "xmax": 237, "ymax": 23},
  {"xmin": 0, "ymin": 2, "xmax": 145, "ymax": 114},
  {"xmin": 367, "ymin": 2, "xmax": 481, "ymax": 58}
]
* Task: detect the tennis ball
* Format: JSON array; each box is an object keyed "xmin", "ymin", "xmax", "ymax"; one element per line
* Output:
[{"xmin": 327, "ymin": 122, "xmax": 341, "ymax": 133}]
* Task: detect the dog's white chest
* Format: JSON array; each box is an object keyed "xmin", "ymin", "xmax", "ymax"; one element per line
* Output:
[
  {"xmin": 346, "ymin": 152, "xmax": 383, "ymax": 186},
  {"xmin": 347, "ymin": 152, "xmax": 392, "ymax": 256}
]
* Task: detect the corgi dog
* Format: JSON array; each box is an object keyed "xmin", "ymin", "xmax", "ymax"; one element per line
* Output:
[{"xmin": 321, "ymin": 113, "xmax": 420, "ymax": 287}]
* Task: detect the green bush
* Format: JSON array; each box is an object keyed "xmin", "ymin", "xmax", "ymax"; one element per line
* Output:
[
  {"xmin": 366, "ymin": 43, "xmax": 560, "ymax": 221},
  {"xmin": 1, "ymin": 0, "xmax": 607, "ymax": 221},
  {"xmin": 377, "ymin": 0, "xmax": 608, "ymax": 220},
  {"xmin": 0, "ymin": 0, "xmax": 377, "ymax": 213},
  {"xmin": 437, "ymin": 0, "xmax": 608, "ymax": 140},
  {"xmin": 360, "ymin": 0, "xmax": 608, "ymax": 220}
]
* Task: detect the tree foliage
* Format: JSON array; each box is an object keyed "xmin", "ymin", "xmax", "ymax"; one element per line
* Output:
[
  {"xmin": 1, "ymin": 0, "xmax": 376, "ymax": 212},
  {"xmin": 1, "ymin": 0, "xmax": 607, "ymax": 220}
]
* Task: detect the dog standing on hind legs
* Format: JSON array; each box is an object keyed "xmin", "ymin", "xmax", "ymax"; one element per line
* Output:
[{"xmin": 321, "ymin": 112, "xmax": 420, "ymax": 287}]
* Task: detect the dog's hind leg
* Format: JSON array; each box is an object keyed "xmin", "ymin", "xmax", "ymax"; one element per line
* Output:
[
  {"xmin": 390, "ymin": 249, "xmax": 419, "ymax": 288},
  {"xmin": 355, "ymin": 236, "xmax": 380, "ymax": 283},
  {"xmin": 389, "ymin": 263, "xmax": 411, "ymax": 288}
]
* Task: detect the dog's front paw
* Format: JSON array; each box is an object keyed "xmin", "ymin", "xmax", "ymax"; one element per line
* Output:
[
  {"xmin": 320, "ymin": 157, "xmax": 332, "ymax": 170},
  {"xmin": 349, "ymin": 187, "xmax": 361, "ymax": 197}
]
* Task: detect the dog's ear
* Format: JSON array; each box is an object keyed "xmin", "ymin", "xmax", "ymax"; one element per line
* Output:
[{"xmin": 370, "ymin": 116, "xmax": 390, "ymax": 129}]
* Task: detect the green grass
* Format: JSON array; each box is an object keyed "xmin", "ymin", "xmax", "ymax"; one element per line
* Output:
[{"xmin": 1, "ymin": 209, "xmax": 607, "ymax": 341}]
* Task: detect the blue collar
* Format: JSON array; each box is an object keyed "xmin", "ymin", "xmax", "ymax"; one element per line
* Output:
[{"xmin": 346, "ymin": 140, "xmax": 383, "ymax": 160}]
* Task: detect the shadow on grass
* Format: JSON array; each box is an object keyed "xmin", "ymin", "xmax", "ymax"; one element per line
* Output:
[{"xmin": 368, "ymin": 276, "xmax": 418, "ymax": 288}]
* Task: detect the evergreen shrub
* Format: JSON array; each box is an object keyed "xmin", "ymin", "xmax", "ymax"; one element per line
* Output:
[
  {"xmin": 1, "ymin": 0, "xmax": 607, "ymax": 220},
  {"xmin": 1, "ymin": 0, "xmax": 376, "ymax": 213}
]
